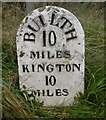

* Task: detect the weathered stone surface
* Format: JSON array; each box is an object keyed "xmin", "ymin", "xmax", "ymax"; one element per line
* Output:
[{"xmin": 16, "ymin": 6, "xmax": 85, "ymax": 106}]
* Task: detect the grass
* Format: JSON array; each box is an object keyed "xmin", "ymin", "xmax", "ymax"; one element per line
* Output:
[{"xmin": 2, "ymin": 2, "xmax": 105, "ymax": 119}]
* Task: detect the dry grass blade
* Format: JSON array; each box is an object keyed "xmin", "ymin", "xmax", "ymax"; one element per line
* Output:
[{"xmin": 2, "ymin": 85, "xmax": 32, "ymax": 118}]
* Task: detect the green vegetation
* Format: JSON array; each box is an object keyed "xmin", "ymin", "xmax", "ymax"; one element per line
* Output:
[{"xmin": 2, "ymin": 2, "xmax": 105, "ymax": 119}]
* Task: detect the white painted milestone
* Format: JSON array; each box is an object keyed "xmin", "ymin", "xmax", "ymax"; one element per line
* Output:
[{"xmin": 16, "ymin": 6, "xmax": 85, "ymax": 106}]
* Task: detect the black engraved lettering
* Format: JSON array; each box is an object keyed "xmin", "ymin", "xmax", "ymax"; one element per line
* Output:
[
  {"xmin": 37, "ymin": 64, "xmax": 45, "ymax": 72},
  {"xmin": 39, "ymin": 15, "xmax": 45, "ymax": 26},
  {"xmin": 32, "ymin": 64, "xmax": 35, "ymax": 72},
  {"xmin": 46, "ymin": 64, "xmax": 54, "ymax": 73},
  {"xmin": 63, "ymin": 51, "xmax": 71, "ymax": 58},
  {"xmin": 47, "ymin": 90, "xmax": 53, "ymax": 96},
  {"xmin": 37, "ymin": 90, "xmax": 41, "ymax": 96},
  {"xmin": 24, "ymin": 33, "xmax": 35, "ymax": 42},
  {"xmin": 50, "ymin": 13, "xmax": 59, "ymax": 27},
  {"xmin": 60, "ymin": 17, "xmax": 72, "ymax": 29},
  {"xmin": 66, "ymin": 64, "xmax": 71, "ymax": 72},
  {"xmin": 22, "ymin": 65, "xmax": 29, "ymax": 73},
  {"xmin": 42, "ymin": 51, "xmax": 45, "ymax": 58},
  {"xmin": 56, "ymin": 89, "xmax": 61, "ymax": 96},
  {"xmin": 32, "ymin": 19, "xmax": 40, "ymax": 31},
  {"xmin": 72, "ymin": 64, "xmax": 81, "ymax": 71},
  {"xmin": 62, "ymin": 89, "xmax": 69, "ymax": 96},
  {"xmin": 65, "ymin": 29, "xmax": 77, "ymax": 41},
  {"xmin": 30, "ymin": 51, "xmax": 40, "ymax": 59},
  {"xmin": 28, "ymin": 25, "xmax": 37, "ymax": 32},
  {"xmin": 56, "ymin": 51, "xmax": 62, "ymax": 58},
  {"xmin": 43, "ymin": 31, "xmax": 46, "ymax": 47},
  {"xmin": 42, "ymin": 90, "xmax": 45, "ymax": 96},
  {"xmin": 49, "ymin": 31, "xmax": 56, "ymax": 46},
  {"xmin": 56, "ymin": 64, "xmax": 65, "ymax": 72},
  {"xmin": 50, "ymin": 13, "xmax": 55, "ymax": 25},
  {"xmin": 47, "ymin": 51, "xmax": 55, "ymax": 59}
]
